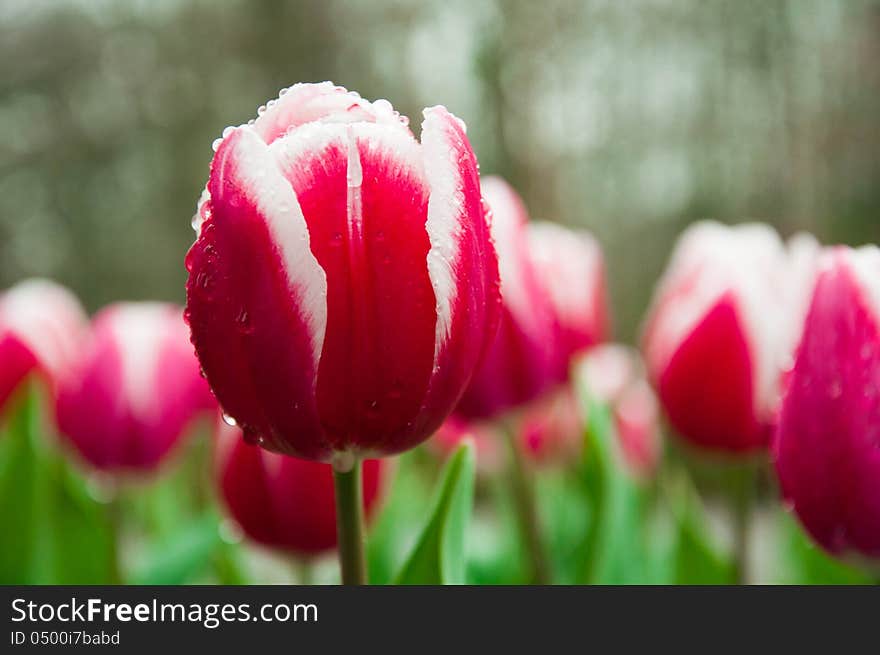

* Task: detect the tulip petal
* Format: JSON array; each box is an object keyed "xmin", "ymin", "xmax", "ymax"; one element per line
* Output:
[
  {"xmin": 775, "ymin": 249, "xmax": 880, "ymax": 557},
  {"xmin": 657, "ymin": 293, "xmax": 766, "ymax": 451},
  {"xmin": 417, "ymin": 107, "xmax": 502, "ymax": 430},
  {"xmin": 186, "ymin": 127, "xmax": 330, "ymax": 459},
  {"xmin": 271, "ymin": 120, "xmax": 438, "ymax": 454}
]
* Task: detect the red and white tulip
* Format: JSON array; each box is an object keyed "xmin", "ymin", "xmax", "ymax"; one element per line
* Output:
[
  {"xmin": 527, "ymin": 221, "xmax": 609, "ymax": 377},
  {"xmin": 185, "ymin": 82, "xmax": 500, "ymax": 463},
  {"xmin": 56, "ymin": 302, "xmax": 215, "ymax": 472},
  {"xmin": 454, "ymin": 177, "xmax": 558, "ymax": 420},
  {"xmin": 642, "ymin": 222, "xmax": 816, "ymax": 453},
  {"xmin": 774, "ymin": 246, "xmax": 880, "ymax": 559},
  {"xmin": 0, "ymin": 279, "xmax": 88, "ymax": 415},
  {"xmin": 215, "ymin": 419, "xmax": 387, "ymax": 556}
]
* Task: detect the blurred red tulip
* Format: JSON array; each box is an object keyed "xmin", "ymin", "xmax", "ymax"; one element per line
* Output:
[
  {"xmin": 642, "ymin": 222, "xmax": 816, "ymax": 454},
  {"xmin": 0, "ymin": 279, "xmax": 88, "ymax": 415},
  {"xmin": 517, "ymin": 389, "xmax": 583, "ymax": 466},
  {"xmin": 580, "ymin": 344, "xmax": 662, "ymax": 479},
  {"xmin": 454, "ymin": 177, "xmax": 558, "ymax": 420},
  {"xmin": 774, "ymin": 246, "xmax": 880, "ymax": 559},
  {"xmin": 216, "ymin": 419, "xmax": 387, "ymax": 556},
  {"xmin": 56, "ymin": 303, "xmax": 215, "ymax": 472},
  {"xmin": 431, "ymin": 415, "xmax": 504, "ymax": 474},
  {"xmin": 185, "ymin": 82, "xmax": 500, "ymax": 463},
  {"xmin": 527, "ymin": 221, "xmax": 609, "ymax": 377}
]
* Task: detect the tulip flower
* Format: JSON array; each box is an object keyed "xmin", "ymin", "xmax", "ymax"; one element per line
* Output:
[
  {"xmin": 774, "ymin": 246, "xmax": 880, "ymax": 559},
  {"xmin": 185, "ymin": 82, "xmax": 500, "ymax": 583},
  {"xmin": 579, "ymin": 344, "xmax": 661, "ymax": 479},
  {"xmin": 642, "ymin": 221, "xmax": 813, "ymax": 454},
  {"xmin": 56, "ymin": 302, "xmax": 214, "ymax": 473},
  {"xmin": 185, "ymin": 82, "xmax": 500, "ymax": 462},
  {"xmin": 527, "ymin": 221, "xmax": 609, "ymax": 377},
  {"xmin": 454, "ymin": 177, "xmax": 558, "ymax": 420},
  {"xmin": 0, "ymin": 279, "xmax": 88, "ymax": 415},
  {"xmin": 517, "ymin": 389, "xmax": 583, "ymax": 466},
  {"xmin": 215, "ymin": 419, "xmax": 387, "ymax": 558}
]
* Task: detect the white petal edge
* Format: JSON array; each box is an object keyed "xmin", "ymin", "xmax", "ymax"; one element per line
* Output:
[{"xmin": 220, "ymin": 127, "xmax": 328, "ymax": 369}]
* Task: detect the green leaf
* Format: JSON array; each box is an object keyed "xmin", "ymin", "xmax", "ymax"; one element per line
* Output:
[
  {"xmin": 0, "ymin": 385, "xmax": 115, "ymax": 584},
  {"xmin": 575, "ymin": 395, "xmax": 650, "ymax": 584},
  {"xmin": 393, "ymin": 441, "xmax": 476, "ymax": 585},
  {"xmin": 367, "ymin": 449, "xmax": 434, "ymax": 585},
  {"xmin": 666, "ymin": 474, "xmax": 736, "ymax": 585},
  {"xmin": 131, "ymin": 512, "xmax": 223, "ymax": 585}
]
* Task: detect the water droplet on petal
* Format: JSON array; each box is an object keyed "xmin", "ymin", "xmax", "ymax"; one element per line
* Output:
[{"xmin": 222, "ymin": 413, "xmax": 237, "ymax": 427}]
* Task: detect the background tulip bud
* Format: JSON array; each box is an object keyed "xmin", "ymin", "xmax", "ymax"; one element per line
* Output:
[
  {"xmin": 527, "ymin": 221, "xmax": 609, "ymax": 378},
  {"xmin": 56, "ymin": 302, "xmax": 215, "ymax": 472},
  {"xmin": 642, "ymin": 221, "xmax": 810, "ymax": 453},
  {"xmin": 580, "ymin": 344, "xmax": 662, "ymax": 479},
  {"xmin": 454, "ymin": 176, "xmax": 558, "ymax": 420},
  {"xmin": 185, "ymin": 82, "xmax": 500, "ymax": 462},
  {"xmin": 0, "ymin": 279, "xmax": 88, "ymax": 415},
  {"xmin": 215, "ymin": 419, "xmax": 387, "ymax": 556},
  {"xmin": 774, "ymin": 246, "xmax": 880, "ymax": 559}
]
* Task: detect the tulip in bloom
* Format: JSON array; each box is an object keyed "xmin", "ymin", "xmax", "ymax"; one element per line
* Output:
[
  {"xmin": 527, "ymin": 221, "xmax": 609, "ymax": 376},
  {"xmin": 216, "ymin": 420, "xmax": 387, "ymax": 556},
  {"xmin": 774, "ymin": 246, "xmax": 880, "ymax": 559},
  {"xmin": 186, "ymin": 82, "xmax": 500, "ymax": 463},
  {"xmin": 642, "ymin": 222, "xmax": 815, "ymax": 453},
  {"xmin": 454, "ymin": 177, "xmax": 558, "ymax": 420},
  {"xmin": 0, "ymin": 279, "xmax": 88, "ymax": 415},
  {"xmin": 56, "ymin": 303, "xmax": 215, "ymax": 472},
  {"xmin": 580, "ymin": 344, "xmax": 662, "ymax": 479}
]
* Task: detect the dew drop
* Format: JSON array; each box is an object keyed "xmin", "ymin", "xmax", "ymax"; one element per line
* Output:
[{"xmin": 222, "ymin": 413, "xmax": 238, "ymax": 427}]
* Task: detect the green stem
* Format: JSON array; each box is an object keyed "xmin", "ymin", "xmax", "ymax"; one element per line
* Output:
[
  {"xmin": 730, "ymin": 465, "xmax": 754, "ymax": 585},
  {"xmin": 503, "ymin": 430, "xmax": 551, "ymax": 585},
  {"xmin": 107, "ymin": 494, "xmax": 124, "ymax": 585},
  {"xmin": 295, "ymin": 558, "xmax": 313, "ymax": 586},
  {"xmin": 332, "ymin": 459, "xmax": 367, "ymax": 585}
]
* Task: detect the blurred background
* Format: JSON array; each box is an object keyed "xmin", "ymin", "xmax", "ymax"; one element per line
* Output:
[{"xmin": 2, "ymin": 0, "xmax": 879, "ymax": 342}]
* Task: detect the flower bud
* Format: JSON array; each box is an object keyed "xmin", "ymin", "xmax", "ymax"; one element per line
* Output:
[
  {"xmin": 774, "ymin": 246, "xmax": 880, "ymax": 559},
  {"xmin": 56, "ymin": 302, "xmax": 215, "ymax": 472},
  {"xmin": 0, "ymin": 279, "xmax": 87, "ymax": 415},
  {"xmin": 185, "ymin": 83, "xmax": 500, "ymax": 461},
  {"xmin": 642, "ymin": 221, "xmax": 814, "ymax": 453},
  {"xmin": 216, "ymin": 419, "xmax": 387, "ymax": 556}
]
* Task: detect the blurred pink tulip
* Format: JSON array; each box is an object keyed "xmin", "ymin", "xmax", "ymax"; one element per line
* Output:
[
  {"xmin": 56, "ymin": 302, "xmax": 215, "ymax": 472},
  {"xmin": 580, "ymin": 344, "xmax": 662, "ymax": 479},
  {"xmin": 774, "ymin": 246, "xmax": 880, "ymax": 559},
  {"xmin": 642, "ymin": 222, "xmax": 817, "ymax": 454},
  {"xmin": 0, "ymin": 279, "xmax": 88, "ymax": 415},
  {"xmin": 454, "ymin": 177, "xmax": 559, "ymax": 420},
  {"xmin": 527, "ymin": 221, "xmax": 609, "ymax": 378}
]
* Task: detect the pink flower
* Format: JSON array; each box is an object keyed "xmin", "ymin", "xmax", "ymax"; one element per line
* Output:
[
  {"xmin": 56, "ymin": 303, "xmax": 215, "ymax": 472},
  {"xmin": 0, "ymin": 279, "xmax": 88, "ymax": 415},
  {"xmin": 516, "ymin": 388, "xmax": 584, "ymax": 466},
  {"xmin": 215, "ymin": 419, "xmax": 388, "ymax": 556},
  {"xmin": 431, "ymin": 415, "xmax": 504, "ymax": 474},
  {"xmin": 580, "ymin": 344, "xmax": 662, "ymax": 479},
  {"xmin": 774, "ymin": 246, "xmax": 880, "ymax": 559},
  {"xmin": 454, "ymin": 177, "xmax": 558, "ymax": 420},
  {"xmin": 527, "ymin": 221, "xmax": 609, "ymax": 378},
  {"xmin": 185, "ymin": 83, "xmax": 500, "ymax": 462},
  {"xmin": 642, "ymin": 222, "xmax": 816, "ymax": 453}
]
